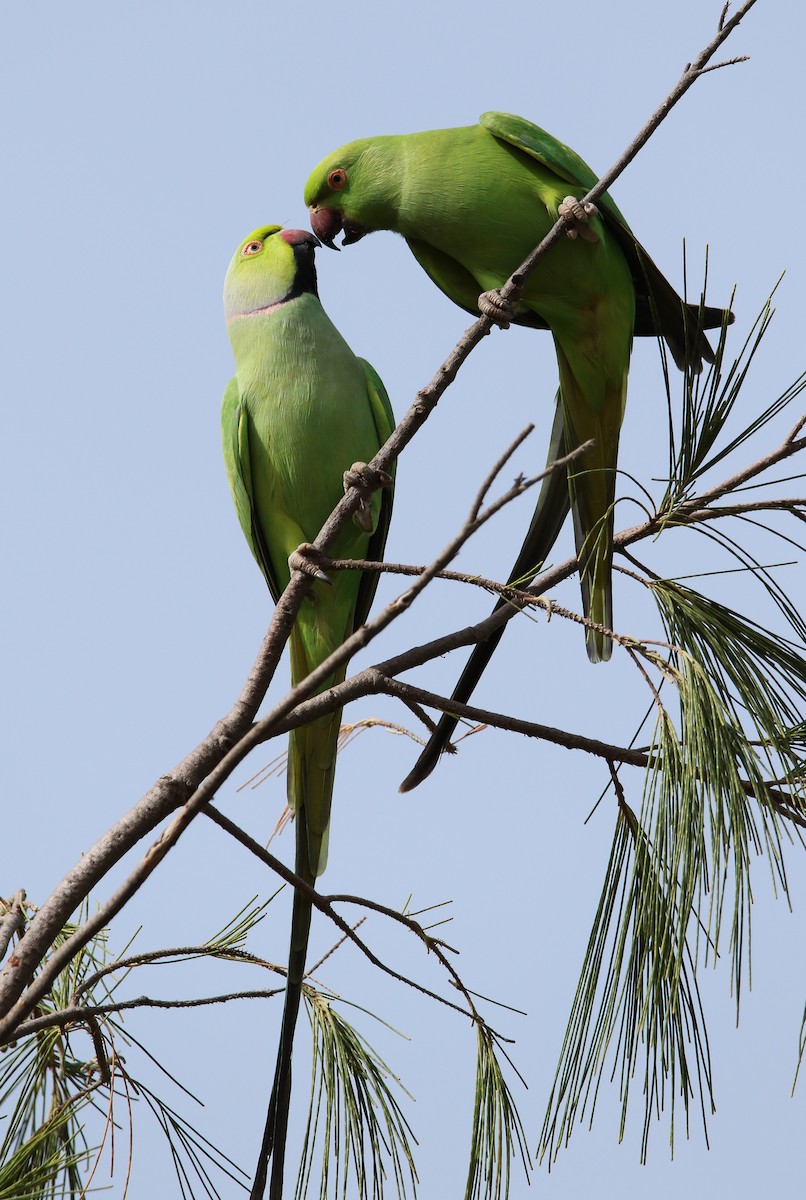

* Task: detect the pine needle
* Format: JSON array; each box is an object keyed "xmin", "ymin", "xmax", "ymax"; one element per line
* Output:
[
  {"xmin": 295, "ymin": 989, "xmax": 418, "ymax": 1200},
  {"xmin": 464, "ymin": 1025, "xmax": 530, "ymax": 1200}
]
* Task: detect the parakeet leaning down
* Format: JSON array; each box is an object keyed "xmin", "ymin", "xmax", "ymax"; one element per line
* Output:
[
  {"xmin": 222, "ymin": 225, "xmax": 395, "ymax": 1200},
  {"xmin": 304, "ymin": 111, "xmax": 733, "ymax": 789}
]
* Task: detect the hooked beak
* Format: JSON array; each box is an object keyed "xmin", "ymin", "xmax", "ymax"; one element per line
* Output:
[
  {"xmin": 278, "ymin": 228, "xmax": 321, "ymax": 249},
  {"xmin": 342, "ymin": 218, "xmax": 369, "ymax": 245},
  {"xmin": 309, "ymin": 207, "xmax": 369, "ymax": 249}
]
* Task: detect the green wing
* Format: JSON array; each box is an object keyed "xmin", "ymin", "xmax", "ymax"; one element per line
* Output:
[
  {"xmin": 481, "ymin": 111, "xmax": 726, "ymax": 365},
  {"xmin": 221, "ymin": 375, "xmax": 283, "ymax": 602},
  {"xmin": 404, "ymin": 119, "xmax": 692, "ymax": 346},
  {"xmin": 354, "ymin": 358, "xmax": 395, "ymax": 630},
  {"xmin": 406, "ymin": 236, "xmax": 550, "ymax": 332},
  {"xmin": 480, "ymin": 110, "xmax": 631, "ymax": 227}
]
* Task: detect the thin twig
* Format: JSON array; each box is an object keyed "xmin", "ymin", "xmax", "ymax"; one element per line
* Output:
[
  {"xmin": 201, "ymin": 805, "xmax": 481, "ymax": 1023},
  {"xmin": 72, "ymin": 944, "xmax": 273, "ymax": 1004},
  {"xmin": 363, "ymin": 420, "xmax": 806, "ymax": 690},
  {"xmin": 202, "ymin": 435, "xmax": 589, "ymax": 772},
  {"xmin": 6, "ymin": 989, "xmax": 288, "ymax": 1043},
  {"xmin": 491, "ymin": 0, "xmax": 758, "ymax": 316},
  {"xmin": 373, "ymin": 676, "xmax": 806, "ymax": 826},
  {"xmin": 85, "ymin": 1013, "xmax": 112, "ymax": 1087},
  {"xmin": 305, "ymin": 918, "xmax": 368, "ymax": 978}
]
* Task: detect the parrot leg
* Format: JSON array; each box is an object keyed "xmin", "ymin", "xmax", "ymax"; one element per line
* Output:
[
  {"xmin": 477, "ymin": 289, "xmax": 514, "ymax": 328},
  {"xmin": 288, "ymin": 543, "xmax": 331, "ymax": 583},
  {"xmin": 558, "ymin": 196, "xmax": 600, "ymax": 242},
  {"xmin": 343, "ymin": 461, "xmax": 394, "ymax": 532}
]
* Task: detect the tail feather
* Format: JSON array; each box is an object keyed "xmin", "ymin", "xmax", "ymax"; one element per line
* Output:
[
  {"xmin": 251, "ymin": 628, "xmax": 345, "ymax": 1198},
  {"xmin": 399, "ymin": 394, "xmax": 570, "ymax": 792},
  {"xmin": 569, "ymin": 478, "xmax": 615, "ymax": 664},
  {"xmin": 614, "ymin": 232, "xmax": 733, "ymax": 369},
  {"xmin": 554, "ymin": 344, "xmax": 624, "ymax": 664},
  {"xmin": 251, "ymin": 861, "xmax": 312, "ymax": 1200},
  {"xmin": 287, "ymin": 629, "xmax": 347, "ymax": 879}
]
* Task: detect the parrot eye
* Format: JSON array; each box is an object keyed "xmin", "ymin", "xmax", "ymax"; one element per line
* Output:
[
  {"xmin": 327, "ymin": 168, "xmax": 347, "ymax": 191},
  {"xmin": 242, "ymin": 240, "xmax": 263, "ymax": 256}
]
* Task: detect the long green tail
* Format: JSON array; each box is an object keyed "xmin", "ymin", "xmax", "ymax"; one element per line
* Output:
[
  {"xmin": 399, "ymin": 395, "xmax": 570, "ymax": 792},
  {"xmin": 554, "ymin": 344, "xmax": 624, "ymax": 665},
  {"xmin": 251, "ymin": 629, "xmax": 344, "ymax": 1200}
]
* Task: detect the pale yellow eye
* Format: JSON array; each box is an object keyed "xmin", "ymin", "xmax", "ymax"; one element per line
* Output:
[
  {"xmin": 242, "ymin": 240, "xmax": 263, "ymax": 256},
  {"xmin": 327, "ymin": 168, "xmax": 347, "ymax": 190}
]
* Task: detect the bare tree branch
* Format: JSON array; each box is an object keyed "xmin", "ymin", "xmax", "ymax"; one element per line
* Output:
[
  {"xmin": 71, "ymin": 944, "xmax": 275, "ymax": 1004},
  {"xmin": 201, "ymin": 806, "xmax": 480, "ymax": 1023},
  {"xmin": 5, "ymin": 989, "xmax": 288, "ymax": 1041},
  {"xmin": 363, "ymin": 419, "xmax": 806, "ymax": 688},
  {"xmin": 371, "ymin": 677, "xmax": 806, "ymax": 826}
]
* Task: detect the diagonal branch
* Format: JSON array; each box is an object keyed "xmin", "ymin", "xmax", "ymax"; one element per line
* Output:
[
  {"xmin": 202, "ymin": 806, "xmax": 482, "ymax": 1024},
  {"xmin": 491, "ymin": 0, "xmax": 758, "ymax": 315},
  {"xmin": 213, "ymin": 433, "xmax": 589, "ymax": 772},
  {"xmin": 374, "ymin": 677, "xmax": 806, "ymax": 827},
  {"xmin": 367, "ymin": 419, "xmax": 806, "ymax": 687},
  {"xmin": 4, "ymin": 989, "xmax": 288, "ymax": 1041}
]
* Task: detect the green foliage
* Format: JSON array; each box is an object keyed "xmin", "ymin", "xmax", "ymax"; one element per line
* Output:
[
  {"xmin": 0, "ymin": 899, "xmax": 282, "ymax": 1199},
  {"xmin": 295, "ymin": 989, "xmax": 417, "ymax": 1200},
  {"xmin": 662, "ymin": 277, "xmax": 804, "ymax": 511},
  {"xmin": 0, "ymin": 1100, "xmax": 89, "ymax": 1200},
  {"xmin": 540, "ymin": 295, "xmax": 806, "ymax": 1163},
  {"xmin": 0, "ymin": 907, "xmax": 102, "ymax": 1199},
  {"xmin": 539, "ymin": 801, "xmax": 714, "ymax": 1163},
  {"xmin": 464, "ymin": 1025, "xmax": 530, "ymax": 1200}
]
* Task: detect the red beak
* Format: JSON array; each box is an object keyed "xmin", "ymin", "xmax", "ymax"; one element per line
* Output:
[
  {"xmin": 310, "ymin": 208, "xmax": 343, "ymax": 249},
  {"xmin": 278, "ymin": 229, "xmax": 321, "ymax": 249},
  {"xmin": 309, "ymin": 208, "xmax": 370, "ymax": 249}
]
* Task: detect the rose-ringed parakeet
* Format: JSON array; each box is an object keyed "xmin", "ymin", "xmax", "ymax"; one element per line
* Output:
[
  {"xmin": 222, "ymin": 225, "xmax": 395, "ymax": 1199},
  {"xmin": 303, "ymin": 111, "xmax": 731, "ymax": 789}
]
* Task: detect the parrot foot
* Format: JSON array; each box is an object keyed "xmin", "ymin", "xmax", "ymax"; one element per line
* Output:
[
  {"xmin": 558, "ymin": 196, "xmax": 600, "ymax": 242},
  {"xmin": 477, "ymin": 288, "xmax": 514, "ymax": 329},
  {"xmin": 343, "ymin": 461, "xmax": 393, "ymax": 532},
  {"xmin": 289, "ymin": 543, "xmax": 331, "ymax": 584}
]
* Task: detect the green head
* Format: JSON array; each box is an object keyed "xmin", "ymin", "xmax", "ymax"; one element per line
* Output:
[
  {"xmin": 223, "ymin": 224, "xmax": 320, "ymax": 325},
  {"xmin": 304, "ymin": 137, "xmax": 401, "ymax": 248}
]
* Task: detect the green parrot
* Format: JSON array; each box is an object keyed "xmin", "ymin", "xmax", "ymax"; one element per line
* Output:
[
  {"xmin": 222, "ymin": 224, "xmax": 395, "ymax": 1199},
  {"xmin": 303, "ymin": 111, "xmax": 732, "ymax": 789}
]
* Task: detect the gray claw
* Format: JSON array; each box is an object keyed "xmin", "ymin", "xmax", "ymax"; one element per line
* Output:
[
  {"xmin": 354, "ymin": 501, "xmax": 374, "ymax": 532},
  {"xmin": 477, "ymin": 289, "xmax": 513, "ymax": 328},
  {"xmin": 558, "ymin": 195, "xmax": 600, "ymax": 242},
  {"xmin": 343, "ymin": 461, "xmax": 393, "ymax": 532},
  {"xmin": 288, "ymin": 543, "xmax": 331, "ymax": 584}
]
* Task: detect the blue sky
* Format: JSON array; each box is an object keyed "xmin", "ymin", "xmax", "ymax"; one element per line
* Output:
[{"xmin": 2, "ymin": 1, "xmax": 805, "ymax": 1196}]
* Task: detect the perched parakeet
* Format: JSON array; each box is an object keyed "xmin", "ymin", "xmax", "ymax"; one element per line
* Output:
[
  {"xmin": 304, "ymin": 111, "xmax": 732, "ymax": 789},
  {"xmin": 222, "ymin": 225, "xmax": 395, "ymax": 1199}
]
